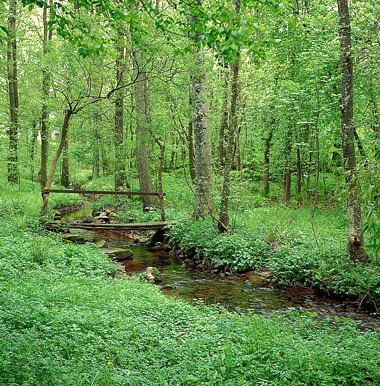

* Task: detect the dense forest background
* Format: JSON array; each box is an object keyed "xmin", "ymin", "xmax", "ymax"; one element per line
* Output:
[
  {"xmin": 0, "ymin": 1, "xmax": 379, "ymax": 384},
  {"xmin": 0, "ymin": 0, "xmax": 379, "ymax": 257}
]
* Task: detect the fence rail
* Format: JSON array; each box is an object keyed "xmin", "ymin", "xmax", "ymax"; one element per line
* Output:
[{"xmin": 42, "ymin": 189, "xmax": 162, "ymax": 197}]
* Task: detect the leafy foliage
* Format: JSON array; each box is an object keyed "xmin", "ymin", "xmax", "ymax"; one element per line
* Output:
[{"xmin": 0, "ymin": 196, "xmax": 379, "ymax": 385}]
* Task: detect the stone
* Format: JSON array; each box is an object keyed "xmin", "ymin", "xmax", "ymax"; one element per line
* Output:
[
  {"xmin": 68, "ymin": 228, "xmax": 98, "ymax": 242},
  {"xmin": 95, "ymin": 240, "xmax": 107, "ymax": 248},
  {"xmin": 142, "ymin": 267, "xmax": 162, "ymax": 284},
  {"xmin": 161, "ymin": 284, "xmax": 175, "ymax": 290},
  {"xmin": 104, "ymin": 248, "xmax": 134, "ymax": 260},
  {"xmin": 62, "ymin": 233, "xmax": 87, "ymax": 244}
]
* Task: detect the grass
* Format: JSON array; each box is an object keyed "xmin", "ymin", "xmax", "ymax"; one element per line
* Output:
[{"xmin": 0, "ymin": 182, "xmax": 379, "ymax": 384}]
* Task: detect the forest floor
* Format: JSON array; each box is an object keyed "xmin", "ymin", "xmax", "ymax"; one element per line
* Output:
[
  {"xmin": 78, "ymin": 173, "xmax": 379, "ymax": 308},
  {"xmin": 0, "ymin": 182, "xmax": 379, "ymax": 385}
]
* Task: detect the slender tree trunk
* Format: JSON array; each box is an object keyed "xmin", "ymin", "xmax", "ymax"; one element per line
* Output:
[
  {"xmin": 191, "ymin": 50, "xmax": 214, "ymax": 218},
  {"xmin": 234, "ymin": 97, "xmax": 246, "ymax": 171},
  {"xmin": 235, "ymin": 138, "xmax": 242, "ymax": 171},
  {"xmin": 219, "ymin": 54, "xmax": 240, "ymax": 231},
  {"xmin": 41, "ymin": 109, "xmax": 73, "ymax": 215},
  {"xmin": 92, "ymin": 125, "xmax": 100, "ymax": 180},
  {"xmin": 191, "ymin": 0, "xmax": 214, "ymax": 218},
  {"xmin": 114, "ymin": 28, "xmax": 126, "ymax": 190},
  {"xmin": 100, "ymin": 141, "xmax": 110, "ymax": 176},
  {"xmin": 134, "ymin": 52, "xmax": 157, "ymax": 208},
  {"xmin": 60, "ymin": 138, "xmax": 69, "ymax": 187},
  {"xmin": 296, "ymin": 147, "xmax": 302, "ymax": 197},
  {"xmin": 313, "ymin": 91, "xmax": 321, "ymax": 203},
  {"xmin": 188, "ymin": 90, "xmax": 196, "ymax": 182},
  {"xmin": 168, "ymin": 138, "xmax": 178, "ymax": 170},
  {"xmin": 30, "ymin": 121, "xmax": 38, "ymax": 181},
  {"xmin": 218, "ymin": 0, "xmax": 241, "ymax": 231},
  {"xmin": 337, "ymin": 0, "xmax": 367, "ymax": 261},
  {"xmin": 40, "ymin": 0, "xmax": 53, "ymax": 188},
  {"xmin": 7, "ymin": 0, "xmax": 19, "ymax": 184},
  {"xmin": 353, "ymin": 128, "xmax": 368, "ymax": 167},
  {"xmin": 217, "ymin": 69, "xmax": 229, "ymax": 172},
  {"xmin": 263, "ymin": 125, "xmax": 274, "ymax": 197},
  {"xmin": 157, "ymin": 141, "xmax": 166, "ymax": 221},
  {"xmin": 283, "ymin": 125, "xmax": 292, "ymax": 205}
]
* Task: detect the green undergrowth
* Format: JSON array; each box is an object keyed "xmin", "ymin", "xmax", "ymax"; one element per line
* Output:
[
  {"xmin": 83, "ymin": 174, "xmax": 380, "ymax": 303},
  {"xmin": 169, "ymin": 219, "xmax": 380, "ymax": 303},
  {"xmin": 0, "ymin": 189, "xmax": 379, "ymax": 384},
  {"xmin": 1, "ymin": 273, "xmax": 379, "ymax": 385},
  {"xmin": 0, "ymin": 200, "xmax": 116, "ymax": 278}
]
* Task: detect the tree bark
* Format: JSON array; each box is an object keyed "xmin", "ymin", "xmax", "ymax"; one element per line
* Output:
[
  {"xmin": 219, "ymin": 55, "xmax": 240, "ymax": 231},
  {"xmin": 283, "ymin": 125, "xmax": 292, "ymax": 205},
  {"xmin": 353, "ymin": 128, "xmax": 368, "ymax": 168},
  {"xmin": 296, "ymin": 147, "xmax": 302, "ymax": 197},
  {"xmin": 191, "ymin": 0, "xmax": 214, "ymax": 218},
  {"xmin": 92, "ymin": 125, "xmax": 100, "ymax": 179},
  {"xmin": 217, "ymin": 68, "xmax": 229, "ymax": 172},
  {"xmin": 263, "ymin": 125, "xmax": 274, "ymax": 197},
  {"xmin": 188, "ymin": 89, "xmax": 196, "ymax": 182},
  {"xmin": 218, "ymin": 0, "xmax": 241, "ymax": 231},
  {"xmin": 30, "ymin": 121, "xmax": 38, "ymax": 181},
  {"xmin": 134, "ymin": 52, "xmax": 158, "ymax": 208},
  {"xmin": 40, "ymin": 0, "xmax": 53, "ymax": 188},
  {"xmin": 41, "ymin": 109, "xmax": 73, "ymax": 215},
  {"xmin": 337, "ymin": 0, "xmax": 367, "ymax": 261},
  {"xmin": 7, "ymin": 0, "xmax": 19, "ymax": 184},
  {"xmin": 114, "ymin": 28, "xmax": 126, "ymax": 190},
  {"xmin": 60, "ymin": 137, "xmax": 69, "ymax": 187}
]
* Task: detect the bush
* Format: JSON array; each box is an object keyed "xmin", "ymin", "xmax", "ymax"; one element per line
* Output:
[
  {"xmin": 170, "ymin": 220, "xmax": 380, "ymax": 302},
  {"xmin": 49, "ymin": 193, "xmax": 85, "ymax": 210},
  {"xmin": 269, "ymin": 241, "xmax": 380, "ymax": 301},
  {"xmin": 206, "ymin": 232, "xmax": 271, "ymax": 271},
  {"xmin": 0, "ymin": 213, "xmax": 116, "ymax": 279}
]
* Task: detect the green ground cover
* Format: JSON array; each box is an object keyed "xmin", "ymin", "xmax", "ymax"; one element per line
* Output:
[
  {"xmin": 0, "ymin": 185, "xmax": 379, "ymax": 385},
  {"xmin": 83, "ymin": 174, "xmax": 380, "ymax": 303}
]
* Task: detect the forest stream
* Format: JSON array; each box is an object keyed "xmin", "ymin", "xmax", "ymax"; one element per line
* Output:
[{"xmin": 59, "ymin": 207, "xmax": 379, "ymax": 330}]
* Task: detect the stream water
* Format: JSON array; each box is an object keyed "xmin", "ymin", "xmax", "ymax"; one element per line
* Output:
[{"xmin": 60, "ymin": 207, "xmax": 379, "ymax": 329}]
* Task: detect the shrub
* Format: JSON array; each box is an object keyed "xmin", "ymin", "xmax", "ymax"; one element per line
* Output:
[{"xmin": 206, "ymin": 232, "xmax": 271, "ymax": 271}]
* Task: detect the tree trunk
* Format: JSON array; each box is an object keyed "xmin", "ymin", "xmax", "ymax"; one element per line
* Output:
[
  {"xmin": 40, "ymin": 0, "xmax": 53, "ymax": 188},
  {"xmin": 7, "ymin": 0, "xmax": 19, "ymax": 184},
  {"xmin": 60, "ymin": 138, "xmax": 69, "ymax": 187},
  {"xmin": 263, "ymin": 125, "xmax": 274, "ymax": 197},
  {"xmin": 191, "ymin": 0, "xmax": 214, "ymax": 218},
  {"xmin": 217, "ymin": 69, "xmax": 229, "ymax": 172},
  {"xmin": 30, "ymin": 121, "xmax": 38, "ymax": 181},
  {"xmin": 283, "ymin": 125, "xmax": 292, "ymax": 205},
  {"xmin": 188, "ymin": 89, "xmax": 196, "ymax": 182},
  {"xmin": 337, "ymin": 0, "xmax": 367, "ymax": 261},
  {"xmin": 100, "ymin": 141, "xmax": 110, "ymax": 176},
  {"xmin": 41, "ymin": 109, "xmax": 73, "ymax": 215},
  {"xmin": 92, "ymin": 125, "xmax": 100, "ymax": 180},
  {"xmin": 134, "ymin": 52, "xmax": 158, "ymax": 208},
  {"xmin": 219, "ymin": 55, "xmax": 240, "ymax": 231},
  {"xmin": 235, "ymin": 137, "xmax": 242, "ymax": 171},
  {"xmin": 296, "ymin": 147, "xmax": 302, "ymax": 198},
  {"xmin": 353, "ymin": 128, "xmax": 368, "ymax": 168},
  {"xmin": 218, "ymin": 0, "xmax": 241, "ymax": 231},
  {"xmin": 114, "ymin": 28, "xmax": 126, "ymax": 190}
]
